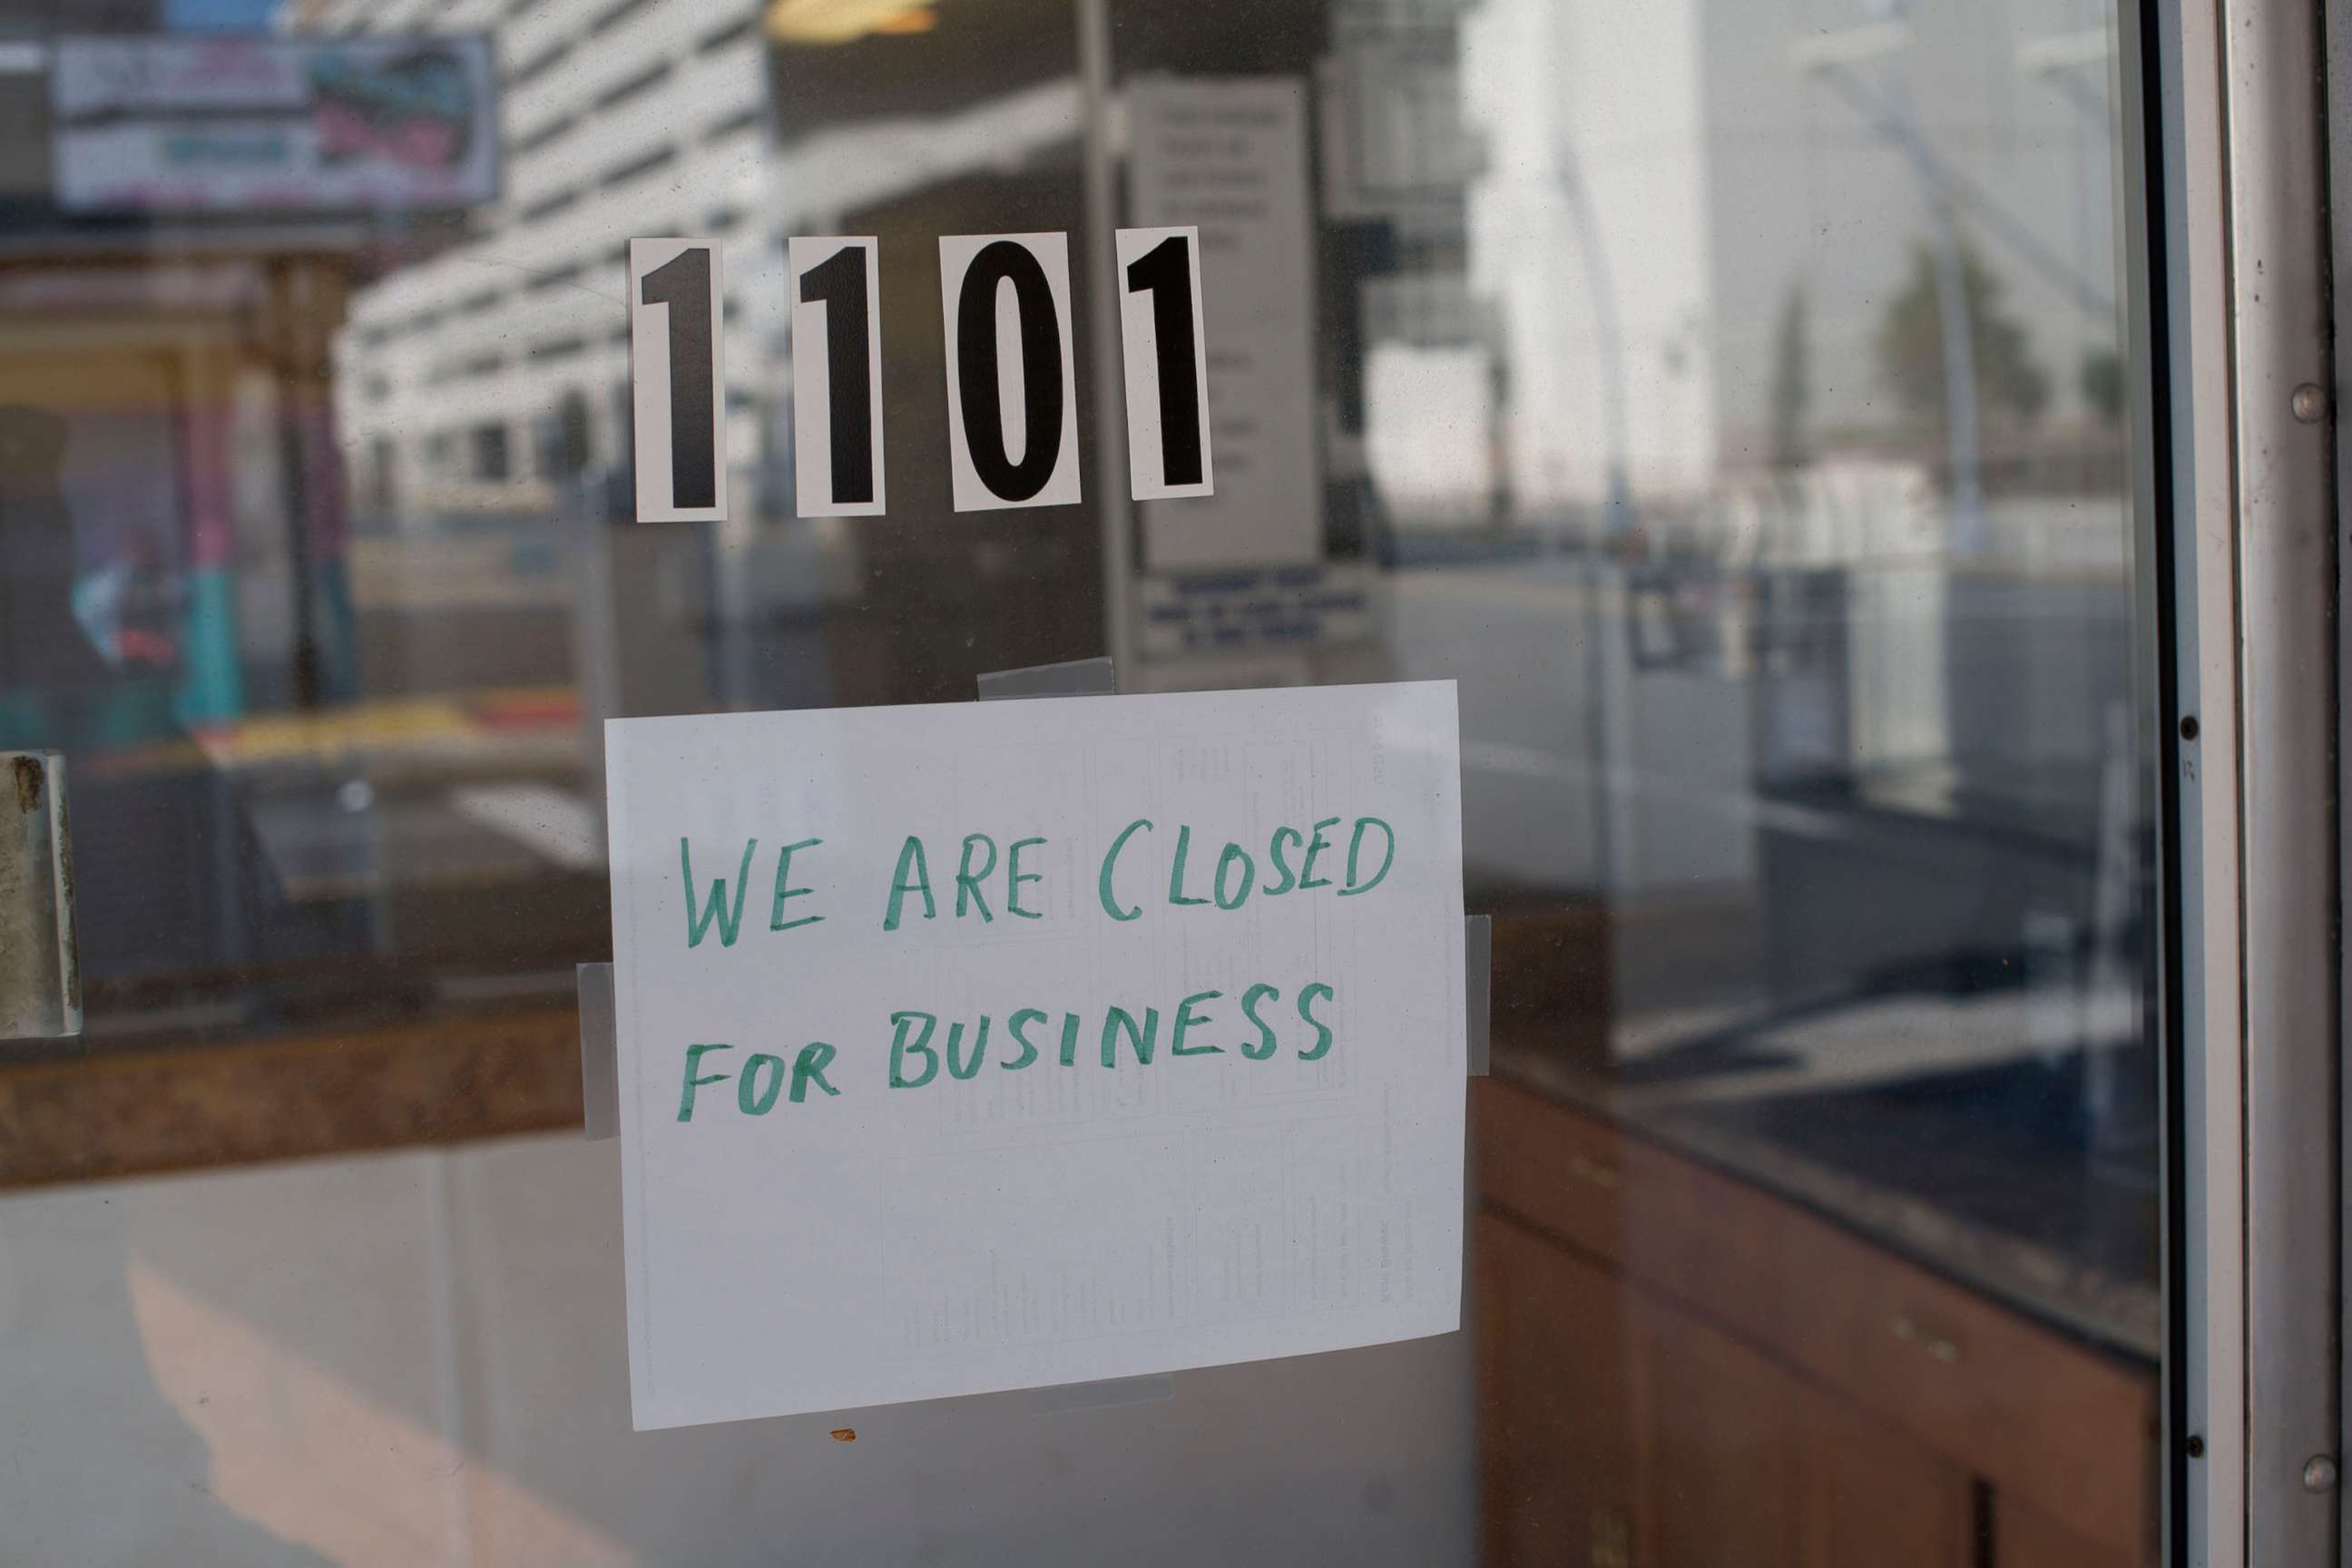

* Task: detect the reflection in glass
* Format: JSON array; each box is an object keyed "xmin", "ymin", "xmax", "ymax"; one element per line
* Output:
[{"xmin": 0, "ymin": 0, "xmax": 2156, "ymax": 1560}]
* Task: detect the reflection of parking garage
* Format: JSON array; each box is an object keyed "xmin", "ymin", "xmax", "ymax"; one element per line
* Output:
[{"xmin": 0, "ymin": 26, "xmax": 519, "ymax": 1010}]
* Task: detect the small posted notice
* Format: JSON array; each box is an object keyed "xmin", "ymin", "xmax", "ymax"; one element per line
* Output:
[{"xmin": 605, "ymin": 681, "xmax": 1466, "ymax": 1429}]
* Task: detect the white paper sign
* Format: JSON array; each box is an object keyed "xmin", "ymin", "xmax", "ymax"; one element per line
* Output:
[
  {"xmin": 1116, "ymin": 224, "xmax": 1216, "ymax": 501},
  {"xmin": 630, "ymin": 238, "xmax": 729, "ymax": 524},
  {"xmin": 937, "ymin": 232, "xmax": 1083, "ymax": 512},
  {"xmin": 605, "ymin": 681, "xmax": 1466, "ymax": 1428},
  {"xmin": 1129, "ymin": 78, "xmax": 1321, "ymax": 571},
  {"xmin": 789, "ymin": 236, "xmax": 887, "ymax": 518}
]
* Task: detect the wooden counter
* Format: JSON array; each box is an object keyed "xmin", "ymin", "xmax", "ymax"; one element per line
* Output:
[
  {"xmin": 0, "ymin": 1002, "xmax": 581, "ymax": 1189},
  {"xmin": 1475, "ymin": 1076, "xmax": 2158, "ymax": 1567}
]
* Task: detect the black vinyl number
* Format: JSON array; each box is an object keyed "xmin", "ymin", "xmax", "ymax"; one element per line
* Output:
[
  {"xmin": 799, "ymin": 243, "xmax": 874, "ymax": 506},
  {"xmin": 1123, "ymin": 232, "xmax": 1203, "ymax": 487},
  {"xmin": 638, "ymin": 230, "xmax": 1217, "ymax": 520},
  {"xmin": 641, "ymin": 246, "xmax": 716, "ymax": 510},
  {"xmin": 956, "ymin": 240, "xmax": 1064, "ymax": 503}
]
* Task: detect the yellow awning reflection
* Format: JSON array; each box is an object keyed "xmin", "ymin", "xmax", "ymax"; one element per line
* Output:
[{"xmin": 766, "ymin": 0, "xmax": 940, "ymax": 45}]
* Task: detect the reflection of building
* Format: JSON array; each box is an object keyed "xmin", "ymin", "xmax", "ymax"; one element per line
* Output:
[
  {"xmin": 318, "ymin": 0, "xmax": 775, "ymax": 518},
  {"xmin": 0, "ymin": 10, "xmax": 516, "ymax": 995},
  {"xmin": 0, "ymin": 17, "xmax": 501, "ymax": 723},
  {"xmin": 1463, "ymin": 0, "xmax": 1716, "ymax": 516},
  {"xmin": 1699, "ymin": 0, "xmax": 2122, "ymax": 466},
  {"xmin": 1322, "ymin": 0, "xmax": 1495, "ymax": 532},
  {"xmin": 1449, "ymin": 0, "xmax": 2121, "ymax": 518}
]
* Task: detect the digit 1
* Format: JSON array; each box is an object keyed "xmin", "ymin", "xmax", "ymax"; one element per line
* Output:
[
  {"xmin": 799, "ymin": 243, "xmax": 873, "ymax": 505},
  {"xmin": 641, "ymin": 246, "xmax": 716, "ymax": 509},
  {"xmin": 956, "ymin": 240, "xmax": 1064, "ymax": 503},
  {"xmin": 1124, "ymin": 232, "xmax": 1202, "ymax": 487}
]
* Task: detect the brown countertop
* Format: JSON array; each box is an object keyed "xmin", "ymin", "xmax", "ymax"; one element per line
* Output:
[{"xmin": 1490, "ymin": 1036, "xmax": 2161, "ymax": 1366}]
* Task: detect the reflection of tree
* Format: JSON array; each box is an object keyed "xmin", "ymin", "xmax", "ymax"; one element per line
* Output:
[
  {"xmin": 1769, "ymin": 281, "xmax": 1811, "ymax": 469},
  {"xmin": 1875, "ymin": 242, "xmax": 2049, "ymax": 427},
  {"xmin": 2079, "ymin": 348, "xmax": 2124, "ymax": 427}
]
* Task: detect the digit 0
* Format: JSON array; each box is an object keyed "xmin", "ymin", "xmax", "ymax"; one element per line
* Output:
[
  {"xmin": 938, "ymin": 233, "xmax": 1080, "ymax": 512},
  {"xmin": 957, "ymin": 240, "xmax": 1064, "ymax": 502}
]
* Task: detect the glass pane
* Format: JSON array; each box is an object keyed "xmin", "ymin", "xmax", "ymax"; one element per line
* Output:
[{"xmin": 0, "ymin": 0, "xmax": 2157, "ymax": 1563}]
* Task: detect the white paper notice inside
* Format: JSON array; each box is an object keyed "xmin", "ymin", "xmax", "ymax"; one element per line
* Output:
[
  {"xmin": 605, "ymin": 681, "xmax": 1465, "ymax": 1428},
  {"xmin": 1130, "ymin": 77, "xmax": 1321, "ymax": 571}
]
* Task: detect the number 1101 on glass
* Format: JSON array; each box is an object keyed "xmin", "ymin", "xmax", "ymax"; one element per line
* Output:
[{"xmin": 629, "ymin": 229, "xmax": 1214, "ymax": 522}]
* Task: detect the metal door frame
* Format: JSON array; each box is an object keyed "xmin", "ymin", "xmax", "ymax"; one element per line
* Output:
[{"xmin": 2141, "ymin": 0, "xmax": 2340, "ymax": 1563}]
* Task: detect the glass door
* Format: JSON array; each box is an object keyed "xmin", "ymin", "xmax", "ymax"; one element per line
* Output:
[{"xmin": 0, "ymin": 0, "xmax": 2298, "ymax": 1562}]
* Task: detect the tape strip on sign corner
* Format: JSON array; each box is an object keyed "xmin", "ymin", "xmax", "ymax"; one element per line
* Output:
[
  {"xmin": 975, "ymin": 656, "xmax": 1117, "ymax": 701},
  {"xmin": 937, "ymin": 232, "xmax": 1083, "ymax": 512},
  {"xmin": 1464, "ymin": 913, "xmax": 1491, "ymax": 1077},
  {"xmin": 1114, "ymin": 225, "xmax": 1214, "ymax": 501},
  {"xmin": 629, "ymin": 238, "xmax": 729, "ymax": 524},
  {"xmin": 580, "ymin": 961, "xmax": 620, "ymax": 1141},
  {"xmin": 789, "ymin": 236, "xmax": 887, "ymax": 518}
]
